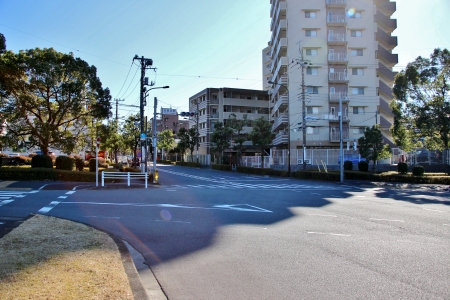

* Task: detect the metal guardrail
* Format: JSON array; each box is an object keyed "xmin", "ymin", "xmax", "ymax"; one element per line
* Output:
[{"xmin": 101, "ymin": 172, "xmax": 149, "ymax": 188}]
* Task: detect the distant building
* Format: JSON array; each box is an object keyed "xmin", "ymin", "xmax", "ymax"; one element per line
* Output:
[
  {"xmin": 188, "ymin": 88, "xmax": 270, "ymax": 162},
  {"xmin": 151, "ymin": 108, "xmax": 188, "ymax": 137},
  {"xmin": 264, "ymin": 0, "xmax": 398, "ymax": 150}
]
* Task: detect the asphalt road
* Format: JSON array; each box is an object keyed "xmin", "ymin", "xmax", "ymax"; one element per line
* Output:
[{"xmin": 1, "ymin": 165, "xmax": 449, "ymax": 299}]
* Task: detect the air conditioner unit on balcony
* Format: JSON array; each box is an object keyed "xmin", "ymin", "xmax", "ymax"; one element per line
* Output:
[{"xmin": 297, "ymin": 159, "xmax": 311, "ymax": 165}]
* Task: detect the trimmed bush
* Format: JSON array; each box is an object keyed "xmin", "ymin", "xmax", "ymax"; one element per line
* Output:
[
  {"xmin": 397, "ymin": 162, "xmax": 408, "ymax": 174},
  {"xmin": 74, "ymin": 157, "xmax": 84, "ymax": 171},
  {"xmin": 55, "ymin": 156, "xmax": 74, "ymax": 171},
  {"xmin": 412, "ymin": 165, "xmax": 425, "ymax": 176},
  {"xmin": 31, "ymin": 155, "xmax": 53, "ymax": 168},
  {"xmin": 175, "ymin": 161, "xmax": 201, "ymax": 168},
  {"xmin": 212, "ymin": 164, "xmax": 232, "ymax": 171},
  {"xmin": 344, "ymin": 160, "xmax": 353, "ymax": 171},
  {"xmin": 89, "ymin": 158, "xmax": 108, "ymax": 172},
  {"xmin": 358, "ymin": 161, "xmax": 369, "ymax": 172}
]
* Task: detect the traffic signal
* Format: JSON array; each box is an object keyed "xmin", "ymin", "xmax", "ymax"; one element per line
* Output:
[{"xmin": 180, "ymin": 112, "xmax": 196, "ymax": 117}]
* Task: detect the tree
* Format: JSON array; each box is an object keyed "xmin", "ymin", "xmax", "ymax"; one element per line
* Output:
[
  {"xmin": 210, "ymin": 122, "xmax": 233, "ymax": 164},
  {"xmin": 0, "ymin": 47, "xmax": 112, "ymax": 155},
  {"xmin": 0, "ymin": 33, "xmax": 5, "ymax": 54},
  {"xmin": 122, "ymin": 115, "xmax": 140, "ymax": 162},
  {"xmin": 248, "ymin": 117, "xmax": 274, "ymax": 165},
  {"xmin": 102, "ymin": 120, "xmax": 124, "ymax": 163},
  {"xmin": 228, "ymin": 113, "xmax": 248, "ymax": 165},
  {"xmin": 187, "ymin": 126, "xmax": 199, "ymax": 162},
  {"xmin": 391, "ymin": 48, "xmax": 450, "ymax": 151},
  {"xmin": 176, "ymin": 127, "xmax": 189, "ymax": 162},
  {"xmin": 358, "ymin": 125, "xmax": 391, "ymax": 171},
  {"xmin": 157, "ymin": 129, "xmax": 175, "ymax": 160}
]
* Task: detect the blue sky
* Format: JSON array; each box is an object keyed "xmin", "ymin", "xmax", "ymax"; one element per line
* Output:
[{"xmin": 1, "ymin": 0, "xmax": 449, "ymax": 120}]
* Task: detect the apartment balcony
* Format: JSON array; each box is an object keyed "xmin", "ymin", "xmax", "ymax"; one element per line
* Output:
[
  {"xmin": 375, "ymin": 0, "xmax": 396, "ymax": 15},
  {"xmin": 328, "ymin": 72, "xmax": 349, "ymax": 83},
  {"xmin": 271, "ymin": 94, "xmax": 288, "ymax": 116},
  {"xmin": 377, "ymin": 45, "xmax": 398, "ymax": 65},
  {"xmin": 327, "ymin": 14, "xmax": 346, "ymax": 26},
  {"xmin": 329, "ymin": 92, "xmax": 349, "ymax": 103},
  {"xmin": 326, "ymin": 114, "xmax": 349, "ymax": 122},
  {"xmin": 272, "ymin": 114, "xmax": 288, "ymax": 131},
  {"xmin": 326, "ymin": 0, "xmax": 346, "ymax": 8},
  {"xmin": 329, "ymin": 130, "xmax": 350, "ymax": 142},
  {"xmin": 375, "ymin": 10, "xmax": 397, "ymax": 32},
  {"xmin": 210, "ymin": 114, "xmax": 219, "ymax": 119},
  {"xmin": 379, "ymin": 80, "xmax": 393, "ymax": 97},
  {"xmin": 270, "ymin": 19, "xmax": 287, "ymax": 47},
  {"xmin": 328, "ymin": 33, "xmax": 347, "ymax": 45},
  {"xmin": 378, "ymin": 62, "xmax": 397, "ymax": 81},
  {"xmin": 271, "ymin": 37, "xmax": 287, "ymax": 60},
  {"xmin": 270, "ymin": 1, "xmax": 286, "ymax": 32},
  {"xmin": 269, "ymin": 75, "xmax": 288, "ymax": 96},
  {"xmin": 379, "ymin": 98, "xmax": 394, "ymax": 117},
  {"xmin": 271, "ymin": 56, "xmax": 288, "ymax": 76},
  {"xmin": 272, "ymin": 131, "xmax": 288, "ymax": 146},
  {"xmin": 328, "ymin": 52, "xmax": 348, "ymax": 64},
  {"xmin": 376, "ymin": 29, "xmax": 398, "ymax": 49}
]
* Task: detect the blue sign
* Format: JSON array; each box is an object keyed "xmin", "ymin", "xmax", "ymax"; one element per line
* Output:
[{"xmin": 140, "ymin": 133, "xmax": 146, "ymax": 140}]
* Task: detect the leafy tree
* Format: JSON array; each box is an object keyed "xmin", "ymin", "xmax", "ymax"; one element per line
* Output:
[
  {"xmin": 358, "ymin": 125, "xmax": 391, "ymax": 171},
  {"xmin": 187, "ymin": 126, "xmax": 199, "ymax": 162},
  {"xmin": 157, "ymin": 129, "xmax": 175, "ymax": 160},
  {"xmin": 228, "ymin": 113, "xmax": 248, "ymax": 165},
  {"xmin": 102, "ymin": 120, "xmax": 124, "ymax": 163},
  {"xmin": 0, "ymin": 47, "xmax": 111, "ymax": 155},
  {"xmin": 210, "ymin": 122, "xmax": 233, "ymax": 164},
  {"xmin": 122, "ymin": 114, "xmax": 140, "ymax": 161},
  {"xmin": 391, "ymin": 48, "xmax": 450, "ymax": 151},
  {"xmin": 248, "ymin": 117, "xmax": 274, "ymax": 164},
  {"xmin": 0, "ymin": 33, "xmax": 5, "ymax": 54},
  {"xmin": 176, "ymin": 127, "xmax": 189, "ymax": 162}
]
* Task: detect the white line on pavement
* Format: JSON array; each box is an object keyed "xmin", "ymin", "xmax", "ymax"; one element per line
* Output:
[
  {"xmin": 423, "ymin": 208, "xmax": 446, "ymax": 213},
  {"xmin": 308, "ymin": 214, "xmax": 337, "ymax": 218},
  {"xmin": 307, "ymin": 232, "xmax": 351, "ymax": 237},
  {"xmin": 65, "ymin": 191, "xmax": 75, "ymax": 194},
  {"xmin": 0, "ymin": 200, "xmax": 14, "ymax": 206},
  {"xmin": 38, "ymin": 184, "xmax": 48, "ymax": 190},
  {"xmin": 58, "ymin": 196, "xmax": 67, "ymax": 199},
  {"xmin": 370, "ymin": 218, "xmax": 405, "ymax": 222},
  {"xmin": 38, "ymin": 201, "xmax": 60, "ymax": 213}
]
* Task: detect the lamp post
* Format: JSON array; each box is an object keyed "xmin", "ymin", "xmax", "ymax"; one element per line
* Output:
[{"xmin": 268, "ymin": 80, "xmax": 291, "ymax": 176}]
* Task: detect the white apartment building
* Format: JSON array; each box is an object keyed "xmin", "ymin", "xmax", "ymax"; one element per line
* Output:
[
  {"xmin": 263, "ymin": 0, "xmax": 398, "ymax": 150},
  {"xmin": 188, "ymin": 88, "xmax": 270, "ymax": 161}
]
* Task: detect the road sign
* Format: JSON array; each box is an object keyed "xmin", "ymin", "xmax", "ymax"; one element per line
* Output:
[
  {"xmin": 96, "ymin": 137, "xmax": 100, "ymax": 147},
  {"xmin": 140, "ymin": 133, "xmax": 146, "ymax": 140}
]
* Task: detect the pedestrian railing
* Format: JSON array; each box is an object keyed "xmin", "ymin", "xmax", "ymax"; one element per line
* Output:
[{"xmin": 101, "ymin": 172, "xmax": 149, "ymax": 188}]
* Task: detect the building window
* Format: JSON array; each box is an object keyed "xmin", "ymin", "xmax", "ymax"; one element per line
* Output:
[
  {"xmin": 351, "ymin": 30, "xmax": 362, "ymax": 37},
  {"xmin": 305, "ymin": 11, "xmax": 317, "ymax": 18},
  {"xmin": 353, "ymin": 107, "xmax": 365, "ymax": 114},
  {"xmin": 352, "ymin": 88, "xmax": 364, "ymax": 95},
  {"xmin": 307, "ymin": 127, "xmax": 319, "ymax": 134},
  {"xmin": 349, "ymin": 11, "xmax": 362, "ymax": 18},
  {"xmin": 212, "ymin": 94, "xmax": 218, "ymax": 100},
  {"xmin": 306, "ymin": 30, "xmax": 317, "ymax": 37},
  {"xmin": 307, "ymin": 87, "xmax": 319, "ymax": 94},
  {"xmin": 212, "ymin": 108, "xmax": 217, "ymax": 114},
  {"xmin": 351, "ymin": 49, "xmax": 363, "ymax": 56},
  {"xmin": 353, "ymin": 127, "xmax": 366, "ymax": 134},
  {"xmin": 306, "ymin": 67, "xmax": 318, "ymax": 75},
  {"xmin": 307, "ymin": 107, "xmax": 319, "ymax": 114},
  {"xmin": 306, "ymin": 49, "xmax": 318, "ymax": 56},
  {"xmin": 352, "ymin": 68, "xmax": 364, "ymax": 75}
]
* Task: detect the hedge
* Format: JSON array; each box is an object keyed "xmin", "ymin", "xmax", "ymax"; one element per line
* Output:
[
  {"xmin": 236, "ymin": 166, "xmax": 288, "ymax": 177},
  {"xmin": 175, "ymin": 161, "xmax": 201, "ymax": 168}
]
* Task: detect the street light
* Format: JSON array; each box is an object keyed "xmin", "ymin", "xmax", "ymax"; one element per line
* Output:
[{"xmin": 268, "ymin": 80, "xmax": 291, "ymax": 176}]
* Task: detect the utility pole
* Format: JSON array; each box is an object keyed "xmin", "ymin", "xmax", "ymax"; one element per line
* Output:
[
  {"xmin": 196, "ymin": 99, "xmax": 199, "ymax": 164},
  {"xmin": 115, "ymin": 99, "xmax": 124, "ymax": 121},
  {"xmin": 132, "ymin": 55, "xmax": 155, "ymax": 173}
]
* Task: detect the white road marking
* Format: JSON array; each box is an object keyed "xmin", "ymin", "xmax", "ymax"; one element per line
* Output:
[
  {"xmin": 58, "ymin": 196, "xmax": 67, "ymax": 199},
  {"xmin": 38, "ymin": 184, "xmax": 48, "ymax": 190},
  {"xmin": 307, "ymin": 232, "xmax": 351, "ymax": 237},
  {"xmin": 308, "ymin": 214, "xmax": 337, "ymax": 218},
  {"xmin": 0, "ymin": 200, "xmax": 14, "ymax": 206},
  {"xmin": 62, "ymin": 202, "xmax": 273, "ymax": 213},
  {"xmin": 423, "ymin": 208, "xmax": 446, "ymax": 213},
  {"xmin": 0, "ymin": 222, "xmax": 4, "ymax": 225},
  {"xmin": 65, "ymin": 191, "xmax": 75, "ymax": 194},
  {"xmin": 310, "ymin": 193, "xmax": 321, "ymax": 195},
  {"xmin": 38, "ymin": 201, "xmax": 60, "ymax": 213},
  {"xmin": 166, "ymin": 189, "xmax": 177, "ymax": 192},
  {"xmin": 370, "ymin": 218, "xmax": 405, "ymax": 222},
  {"xmin": 29, "ymin": 190, "xmax": 39, "ymax": 194},
  {"xmin": 355, "ymin": 196, "xmax": 366, "ymax": 198},
  {"xmin": 444, "ymin": 224, "xmax": 449, "ymax": 226}
]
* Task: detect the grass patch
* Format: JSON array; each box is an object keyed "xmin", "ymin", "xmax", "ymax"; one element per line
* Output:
[{"xmin": 0, "ymin": 215, "xmax": 133, "ymax": 300}]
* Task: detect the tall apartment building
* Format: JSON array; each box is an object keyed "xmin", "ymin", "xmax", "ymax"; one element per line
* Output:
[
  {"xmin": 188, "ymin": 88, "xmax": 270, "ymax": 160},
  {"xmin": 263, "ymin": 0, "xmax": 398, "ymax": 151}
]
